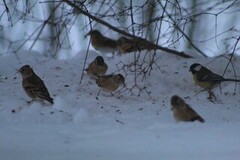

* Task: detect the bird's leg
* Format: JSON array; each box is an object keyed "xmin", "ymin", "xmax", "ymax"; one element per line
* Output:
[
  {"xmin": 95, "ymin": 89, "xmax": 101, "ymax": 100},
  {"xmin": 107, "ymin": 53, "xmax": 115, "ymax": 60},
  {"xmin": 111, "ymin": 51, "xmax": 115, "ymax": 59},
  {"xmin": 207, "ymin": 90, "xmax": 217, "ymax": 102},
  {"xmin": 110, "ymin": 92, "xmax": 115, "ymax": 97},
  {"xmin": 97, "ymin": 89, "xmax": 101, "ymax": 96},
  {"xmin": 219, "ymin": 82, "xmax": 222, "ymax": 94}
]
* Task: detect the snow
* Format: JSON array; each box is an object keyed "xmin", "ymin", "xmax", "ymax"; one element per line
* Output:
[{"xmin": 0, "ymin": 50, "xmax": 240, "ymax": 160}]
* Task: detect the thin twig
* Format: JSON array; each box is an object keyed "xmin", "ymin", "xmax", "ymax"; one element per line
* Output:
[
  {"xmin": 79, "ymin": 17, "xmax": 93, "ymax": 85},
  {"xmin": 158, "ymin": 1, "xmax": 207, "ymax": 57}
]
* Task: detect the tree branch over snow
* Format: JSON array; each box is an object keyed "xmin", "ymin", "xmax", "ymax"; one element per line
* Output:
[
  {"xmin": 62, "ymin": 0, "xmax": 193, "ymax": 58},
  {"xmin": 158, "ymin": 1, "xmax": 207, "ymax": 57}
]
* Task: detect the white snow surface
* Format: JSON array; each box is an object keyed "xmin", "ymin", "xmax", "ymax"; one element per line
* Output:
[{"xmin": 0, "ymin": 50, "xmax": 240, "ymax": 160}]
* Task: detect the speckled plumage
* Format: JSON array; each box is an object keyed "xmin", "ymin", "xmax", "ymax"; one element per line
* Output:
[
  {"xmin": 85, "ymin": 56, "xmax": 108, "ymax": 78},
  {"xmin": 96, "ymin": 74, "xmax": 125, "ymax": 92},
  {"xmin": 19, "ymin": 65, "xmax": 54, "ymax": 104}
]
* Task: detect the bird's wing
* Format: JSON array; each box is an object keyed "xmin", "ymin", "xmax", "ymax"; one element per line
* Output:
[
  {"xmin": 199, "ymin": 72, "xmax": 224, "ymax": 82},
  {"xmin": 28, "ymin": 74, "xmax": 51, "ymax": 97},
  {"xmin": 102, "ymin": 37, "xmax": 117, "ymax": 48},
  {"xmin": 186, "ymin": 104, "xmax": 205, "ymax": 122},
  {"xmin": 185, "ymin": 104, "xmax": 198, "ymax": 116},
  {"xmin": 96, "ymin": 75, "xmax": 114, "ymax": 87}
]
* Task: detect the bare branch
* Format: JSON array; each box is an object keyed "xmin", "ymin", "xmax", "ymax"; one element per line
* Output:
[{"xmin": 62, "ymin": 0, "xmax": 192, "ymax": 58}]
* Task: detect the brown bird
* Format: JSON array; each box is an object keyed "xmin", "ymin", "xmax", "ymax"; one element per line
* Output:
[
  {"xmin": 117, "ymin": 36, "xmax": 157, "ymax": 54},
  {"xmin": 18, "ymin": 65, "xmax": 54, "ymax": 104},
  {"xmin": 85, "ymin": 30, "xmax": 118, "ymax": 57},
  {"xmin": 85, "ymin": 56, "xmax": 108, "ymax": 78},
  {"xmin": 96, "ymin": 74, "xmax": 125, "ymax": 93},
  {"xmin": 170, "ymin": 95, "xmax": 205, "ymax": 123},
  {"xmin": 117, "ymin": 37, "xmax": 139, "ymax": 54}
]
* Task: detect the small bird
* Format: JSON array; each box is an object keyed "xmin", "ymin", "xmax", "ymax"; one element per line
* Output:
[
  {"xmin": 85, "ymin": 30, "xmax": 118, "ymax": 57},
  {"xmin": 18, "ymin": 65, "xmax": 54, "ymax": 104},
  {"xmin": 170, "ymin": 95, "xmax": 205, "ymax": 123},
  {"xmin": 96, "ymin": 74, "xmax": 125, "ymax": 93},
  {"xmin": 85, "ymin": 56, "xmax": 108, "ymax": 78},
  {"xmin": 117, "ymin": 36, "xmax": 158, "ymax": 54},
  {"xmin": 189, "ymin": 63, "xmax": 240, "ymax": 89},
  {"xmin": 189, "ymin": 63, "xmax": 240, "ymax": 99},
  {"xmin": 117, "ymin": 37, "xmax": 139, "ymax": 54}
]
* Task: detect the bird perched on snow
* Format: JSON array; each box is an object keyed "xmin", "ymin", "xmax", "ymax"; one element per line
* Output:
[
  {"xmin": 170, "ymin": 95, "xmax": 205, "ymax": 123},
  {"xmin": 189, "ymin": 63, "xmax": 240, "ymax": 89},
  {"xmin": 85, "ymin": 56, "xmax": 108, "ymax": 78},
  {"xmin": 18, "ymin": 65, "xmax": 54, "ymax": 104},
  {"xmin": 85, "ymin": 30, "xmax": 118, "ymax": 57},
  {"xmin": 96, "ymin": 74, "xmax": 125, "ymax": 93},
  {"xmin": 189, "ymin": 63, "xmax": 240, "ymax": 99}
]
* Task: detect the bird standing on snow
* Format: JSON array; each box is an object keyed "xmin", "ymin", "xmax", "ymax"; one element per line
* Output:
[
  {"xmin": 189, "ymin": 63, "xmax": 240, "ymax": 89},
  {"xmin": 85, "ymin": 56, "xmax": 108, "ymax": 78},
  {"xmin": 189, "ymin": 63, "xmax": 240, "ymax": 99},
  {"xmin": 170, "ymin": 95, "xmax": 205, "ymax": 123},
  {"xmin": 96, "ymin": 74, "xmax": 125, "ymax": 93},
  {"xmin": 85, "ymin": 30, "xmax": 118, "ymax": 57},
  {"xmin": 18, "ymin": 65, "xmax": 54, "ymax": 104}
]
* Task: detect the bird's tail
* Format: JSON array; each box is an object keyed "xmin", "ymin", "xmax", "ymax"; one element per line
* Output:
[
  {"xmin": 39, "ymin": 95, "xmax": 54, "ymax": 105},
  {"xmin": 48, "ymin": 98, "xmax": 54, "ymax": 105},
  {"xmin": 198, "ymin": 116, "xmax": 205, "ymax": 123},
  {"xmin": 221, "ymin": 78, "xmax": 240, "ymax": 82},
  {"xmin": 192, "ymin": 116, "xmax": 205, "ymax": 123}
]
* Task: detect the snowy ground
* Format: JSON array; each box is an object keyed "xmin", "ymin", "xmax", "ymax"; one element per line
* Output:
[{"xmin": 0, "ymin": 50, "xmax": 240, "ymax": 160}]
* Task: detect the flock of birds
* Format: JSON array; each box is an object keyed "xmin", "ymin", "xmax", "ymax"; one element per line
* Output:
[{"xmin": 18, "ymin": 29, "xmax": 240, "ymax": 123}]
